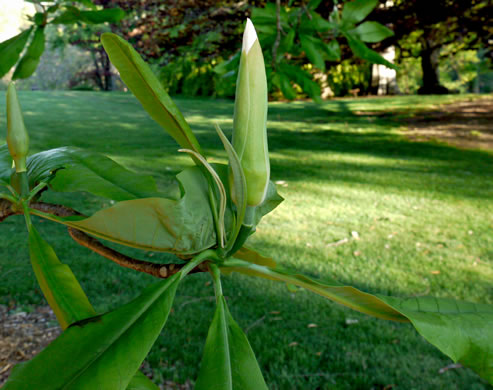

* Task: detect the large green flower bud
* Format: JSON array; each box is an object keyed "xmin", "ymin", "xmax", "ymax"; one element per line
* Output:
[
  {"xmin": 6, "ymin": 82, "xmax": 29, "ymax": 173},
  {"xmin": 232, "ymin": 18, "xmax": 270, "ymax": 207}
]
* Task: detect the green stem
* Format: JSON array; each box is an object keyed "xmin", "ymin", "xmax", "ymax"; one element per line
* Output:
[
  {"xmin": 209, "ymin": 263, "xmax": 223, "ymax": 303},
  {"xmin": 179, "ymin": 249, "xmax": 219, "ymax": 279},
  {"xmin": 22, "ymin": 201, "xmax": 33, "ymax": 231},
  {"xmin": 18, "ymin": 171, "xmax": 30, "ymax": 199},
  {"xmin": 26, "ymin": 181, "xmax": 47, "ymax": 202}
]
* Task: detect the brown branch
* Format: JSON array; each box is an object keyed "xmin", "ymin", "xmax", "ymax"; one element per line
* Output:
[{"xmin": 0, "ymin": 200, "xmax": 208, "ymax": 278}]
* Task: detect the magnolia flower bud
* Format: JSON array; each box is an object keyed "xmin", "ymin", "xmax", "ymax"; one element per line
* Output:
[
  {"xmin": 232, "ymin": 18, "xmax": 270, "ymax": 207},
  {"xmin": 6, "ymin": 82, "xmax": 29, "ymax": 173}
]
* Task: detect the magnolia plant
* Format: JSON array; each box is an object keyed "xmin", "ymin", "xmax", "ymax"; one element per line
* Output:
[{"xmin": 1, "ymin": 20, "xmax": 492, "ymax": 390}]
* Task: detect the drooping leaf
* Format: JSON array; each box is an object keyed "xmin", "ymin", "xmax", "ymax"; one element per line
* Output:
[
  {"xmin": 0, "ymin": 28, "xmax": 33, "ymax": 78},
  {"xmin": 351, "ymin": 21, "xmax": 394, "ymax": 43},
  {"xmin": 3, "ymin": 274, "xmax": 181, "ymax": 390},
  {"xmin": 26, "ymin": 147, "xmax": 159, "ymax": 201},
  {"xmin": 345, "ymin": 34, "xmax": 398, "ymax": 70},
  {"xmin": 341, "ymin": 0, "xmax": 378, "ymax": 25},
  {"xmin": 12, "ymin": 27, "xmax": 46, "ymax": 80},
  {"xmin": 27, "ymin": 224, "xmax": 97, "ymax": 330},
  {"xmin": 378, "ymin": 295, "xmax": 493, "ymax": 384},
  {"xmin": 0, "ymin": 144, "xmax": 13, "ymax": 185},
  {"xmin": 101, "ymin": 33, "xmax": 203, "ymax": 155},
  {"xmin": 300, "ymin": 34, "xmax": 325, "ymax": 71},
  {"xmin": 224, "ymin": 259, "xmax": 405, "ymax": 321},
  {"xmin": 31, "ymin": 167, "xmax": 215, "ymax": 255},
  {"xmin": 234, "ymin": 246, "xmax": 277, "ymax": 268},
  {"xmin": 224, "ymin": 258, "xmax": 493, "ymax": 384},
  {"xmin": 195, "ymin": 296, "xmax": 268, "ymax": 390},
  {"xmin": 80, "ymin": 8, "xmax": 126, "ymax": 24}
]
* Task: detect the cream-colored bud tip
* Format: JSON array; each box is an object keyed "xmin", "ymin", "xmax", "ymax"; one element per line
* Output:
[{"xmin": 242, "ymin": 18, "xmax": 257, "ymax": 53}]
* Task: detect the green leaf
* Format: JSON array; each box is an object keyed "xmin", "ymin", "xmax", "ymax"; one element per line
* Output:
[
  {"xmin": 214, "ymin": 125, "xmax": 247, "ymax": 253},
  {"xmin": 378, "ymin": 295, "xmax": 493, "ymax": 384},
  {"xmin": 278, "ymin": 63, "xmax": 322, "ymax": 102},
  {"xmin": 27, "ymin": 224, "xmax": 97, "ymax": 330},
  {"xmin": 323, "ymin": 39, "xmax": 341, "ymax": 61},
  {"xmin": 195, "ymin": 296, "xmax": 268, "ymax": 390},
  {"xmin": 341, "ymin": 0, "xmax": 378, "ymax": 25},
  {"xmin": 224, "ymin": 259, "xmax": 406, "ymax": 321},
  {"xmin": 0, "ymin": 28, "xmax": 33, "ymax": 78},
  {"xmin": 279, "ymin": 73, "xmax": 297, "ymax": 100},
  {"xmin": 3, "ymin": 274, "xmax": 181, "ymax": 390},
  {"xmin": 300, "ymin": 34, "xmax": 325, "ymax": 71},
  {"xmin": 299, "ymin": 11, "xmax": 332, "ymax": 33},
  {"xmin": 12, "ymin": 27, "xmax": 46, "ymax": 80},
  {"xmin": 345, "ymin": 34, "xmax": 398, "ymax": 70},
  {"xmin": 234, "ymin": 246, "xmax": 277, "ymax": 268},
  {"xmin": 80, "ymin": 8, "xmax": 125, "ymax": 24},
  {"xmin": 224, "ymin": 259, "xmax": 493, "ymax": 384},
  {"xmin": 26, "ymin": 147, "xmax": 159, "ymax": 201},
  {"xmin": 253, "ymin": 180, "xmax": 284, "ymax": 225},
  {"xmin": 276, "ymin": 29, "xmax": 295, "ymax": 61},
  {"xmin": 308, "ymin": 0, "xmax": 323, "ymax": 10},
  {"xmin": 351, "ymin": 21, "xmax": 394, "ymax": 43},
  {"xmin": 0, "ymin": 144, "xmax": 13, "ymax": 185},
  {"xmin": 31, "ymin": 167, "xmax": 216, "ymax": 255},
  {"xmin": 25, "ymin": 221, "xmax": 159, "ymax": 390},
  {"xmin": 101, "ymin": 33, "xmax": 203, "ymax": 155},
  {"xmin": 50, "ymin": 7, "xmax": 82, "ymax": 24}
]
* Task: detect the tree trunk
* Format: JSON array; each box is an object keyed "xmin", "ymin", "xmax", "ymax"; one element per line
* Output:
[{"xmin": 418, "ymin": 41, "xmax": 449, "ymax": 95}]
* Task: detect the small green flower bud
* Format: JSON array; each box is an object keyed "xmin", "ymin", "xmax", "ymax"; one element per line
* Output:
[
  {"xmin": 232, "ymin": 18, "xmax": 270, "ymax": 207},
  {"xmin": 6, "ymin": 82, "xmax": 29, "ymax": 173}
]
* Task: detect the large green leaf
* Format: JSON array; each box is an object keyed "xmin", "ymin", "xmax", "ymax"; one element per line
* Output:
[
  {"xmin": 27, "ymin": 223, "xmax": 97, "ymax": 329},
  {"xmin": 378, "ymin": 295, "xmax": 493, "ymax": 384},
  {"xmin": 341, "ymin": 0, "xmax": 378, "ymax": 25},
  {"xmin": 12, "ymin": 27, "xmax": 45, "ymax": 80},
  {"xmin": 26, "ymin": 147, "xmax": 159, "ymax": 201},
  {"xmin": 195, "ymin": 296, "xmax": 268, "ymax": 390},
  {"xmin": 25, "ymin": 222, "xmax": 158, "ymax": 389},
  {"xmin": 223, "ymin": 258, "xmax": 493, "ymax": 384},
  {"xmin": 3, "ymin": 273, "xmax": 180, "ymax": 390},
  {"xmin": 31, "ymin": 167, "xmax": 216, "ymax": 255},
  {"xmin": 345, "ymin": 34, "xmax": 398, "ymax": 70},
  {"xmin": 101, "ymin": 33, "xmax": 202, "ymax": 155},
  {"xmin": 0, "ymin": 144, "xmax": 13, "ymax": 185},
  {"xmin": 351, "ymin": 21, "xmax": 394, "ymax": 43},
  {"xmin": 0, "ymin": 28, "xmax": 33, "ymax": 78}
]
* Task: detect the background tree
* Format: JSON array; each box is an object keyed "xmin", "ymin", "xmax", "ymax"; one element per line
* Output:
[{"xmin": 371, "ymin": 0, "xmax": 492, "ymax": 94}]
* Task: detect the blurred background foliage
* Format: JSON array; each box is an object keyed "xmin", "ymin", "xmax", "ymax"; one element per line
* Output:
[{"xmin": 1, "ymin": 0, "xmax": 491, "ymax": 99}]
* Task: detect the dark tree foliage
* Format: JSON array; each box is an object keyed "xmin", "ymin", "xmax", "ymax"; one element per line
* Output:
[{"xmin": 371, "ymin": 0, "xmax": 492, "ymax": 94}]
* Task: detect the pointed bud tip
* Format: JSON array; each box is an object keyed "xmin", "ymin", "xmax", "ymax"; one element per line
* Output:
[{"xmin": 242, "ymin": 18, "xmax": 258, "ymax": 54}]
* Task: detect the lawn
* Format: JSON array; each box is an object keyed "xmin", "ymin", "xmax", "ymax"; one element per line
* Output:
[{"xmin": 0, "ymin": 91, "xmax": 492, "ymax": 389}]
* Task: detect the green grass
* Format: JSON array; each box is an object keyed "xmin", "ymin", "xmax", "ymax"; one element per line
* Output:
[{"xmin": 1, "ymin": 91, "xmax": 492, "ymax": 389}]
